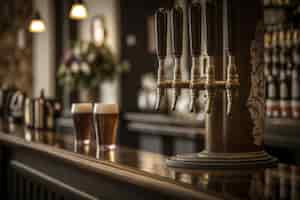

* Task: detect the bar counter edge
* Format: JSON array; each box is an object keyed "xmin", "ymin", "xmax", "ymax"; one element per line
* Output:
[{"xmin": 0, "ymin": 126, "xmax": 221, "ymax": 200}]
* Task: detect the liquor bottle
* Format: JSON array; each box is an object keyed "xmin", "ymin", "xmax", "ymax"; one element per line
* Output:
[
  {"xmin": 292, "ymin": 29, "xmax": 300, "ymax": 47},
  {"xmin": 279, "ymin": 65, "xmax": 292, "ymax": 117},
  {"xmin": 291, "ymin": 65, "xmax": 300, "ymax": 118},
  {"xmin": 285, "ymin": 29, "xmax": 293, "ymax": 76},
  {"xmin": 272, "ymin": 61, "xmax": 280, "ymax": 79},
  {"xmin": 271, "ymin": 31, "xmax": 280, "ymax": 77},
  {"xmin": 264, "ymin": 49, "xmax": 272, "ymax": 64},
  {"xmin": 264, "ymin": 63, "xmax": 272, "ymax": 78},
  {"xmin": 292, "ymin": 30, "xmax": 300, "ymax": 65},
  {"xmin": 266, "ymin": 76, "xmax": 281, "ymax": 117},
  {"xmin": 266, "ymin": 76, "xmax": 273, "ymax": 117},
  {"xmin": 264, "ymin": 50, "xmax": 272, "ymax": 77},
  {"xmin": 291, "ymin": 30, "xmax": 300, "ymax": 119},
  {"xmin": 264, "ymin": 30, "xmax": 272, "ymax": 49},
  {"xmin": 278, "ymin": 29, "xmax": 285, "ymax": 48},
  {"xmin": 271, "ymin": 30, "xmax": 279, "ymax": 50}
]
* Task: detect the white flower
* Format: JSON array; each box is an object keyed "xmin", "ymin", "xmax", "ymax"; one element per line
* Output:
[
  {"xmin": 71, "ymin": 63, "xmax": 80, "ymax": 73},
  {"xmin": 87, "ymin": 53, "xmax": 96, "ymax": 63},
  {"xmin": 81, "ymin": 42, "xmax": 89, "ymax": 53},
  {"xmin": 73, "ymin": 46, "xmax": 81, "ymax": 57},
  {"xmin": 81, "ymin": 62, "xmax": 91, "ymax": 75},
  {"xmin": 142, "ymin": 73, "xmax": 156, "ymax": 90}
]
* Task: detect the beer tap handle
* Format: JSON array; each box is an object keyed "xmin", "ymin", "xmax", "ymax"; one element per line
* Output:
[
  {"xmin": 190, "ymin": 3, "xmax": 201, "ymax": 56},
  {"xmin": 205, "ymin": 0, "xmax": 216, "ymax": 56},
  {"xmin": 155, "ymin": 8, "xmax": 168, "ymax": 59},
  {"xmin": 154, "ymin": 8, "xmax": 168, "ymax": 111},
  {"xmin": 189, "ymin": 3, "xmax": 201, "ymax": 112},
  {"xmin": 171, "ymin": 7, "xmax": 184, "ymax": 111},
  {"xmin": 226, "ymin": 55, "xmax": 239, "ymax": 115}
]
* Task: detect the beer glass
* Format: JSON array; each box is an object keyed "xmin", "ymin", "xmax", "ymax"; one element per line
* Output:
[
  {"xmin": 71, "ymin": 103, "xmax": 94, "ymax": 146},
  {"xmin": 93, "ymin": 103, "xmax": 119, "ymax": 150}
]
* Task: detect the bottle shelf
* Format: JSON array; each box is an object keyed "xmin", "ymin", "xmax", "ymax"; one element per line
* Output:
[
  {"xmin": 266, "ymin": 117, "xmax": 300, "ymax": 128},
  {"xmin": 265, "ymin": 117, "xmax": 300, "ymax": 150}
]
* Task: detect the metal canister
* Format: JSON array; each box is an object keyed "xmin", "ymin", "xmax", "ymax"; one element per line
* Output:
[
  {"xmin": 34, "ymin": 90, "xmax": 46, "ymax": 129},
  {"xmin": 24, "ymin": 97, "xmax": 34, "ymax": 128}
]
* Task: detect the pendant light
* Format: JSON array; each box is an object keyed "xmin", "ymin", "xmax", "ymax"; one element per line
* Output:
[
  {"xmin": 70, "ymin": 0, "xmax": 88, "ymax": 20},
  {"xmin": 29, "ymin": 11, "xmax": 46, "ymax": 33}
]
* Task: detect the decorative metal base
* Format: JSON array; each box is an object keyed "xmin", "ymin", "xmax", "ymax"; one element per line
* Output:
[{"xmin": 166, "ymin": 151, "xmax": 278, "ymax": 169}]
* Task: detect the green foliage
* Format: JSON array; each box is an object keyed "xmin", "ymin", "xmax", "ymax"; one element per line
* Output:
[{"xmin": 58, "ymin": 41, "xmax": 130, "ymax": 90}]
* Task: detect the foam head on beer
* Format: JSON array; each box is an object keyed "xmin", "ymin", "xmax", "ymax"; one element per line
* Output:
[
  {"xmin": 71, "ymin": 103, "xmax": 94, "ymax": 146},
  {"xmin": 71, "ymin": 103, "xmax": 93, "ymax": 114},
  {"xmin": 93, "ymin": 103, "xmax": 119, "ymax": 150},
  {"xmin": 93, "ymin": 103, "xmax": 119, "ymax": 114}
]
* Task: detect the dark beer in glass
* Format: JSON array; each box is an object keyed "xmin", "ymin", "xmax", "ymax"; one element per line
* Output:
[
  {"xmin": 93, "ymin": 103, "xmax": 119, "ymax": 150},
  {"xmin": 71, "ymin": 103, "xmax": 94, "ymax": 146}
]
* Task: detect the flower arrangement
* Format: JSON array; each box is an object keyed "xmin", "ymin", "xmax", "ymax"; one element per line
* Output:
[{"xmin": 58, "ymin": 41, "xmax": 129, "ymax": 90}]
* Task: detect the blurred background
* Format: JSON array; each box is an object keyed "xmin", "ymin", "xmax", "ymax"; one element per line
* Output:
[{"xmin": 0, "ymin": 0, "xmax": 299, "ymax": 159}]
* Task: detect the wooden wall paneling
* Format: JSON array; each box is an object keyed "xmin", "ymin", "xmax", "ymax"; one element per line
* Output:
[
  {"xmin": 3, "ymin": 147, "xmax": 10, "ymax": 199},
  {"xmin": 8, "ymin": 146, "xmax": 197, "ymax": 200},
  {"xmin": 11, "ymin": 167, "xmax": 15, "ymax": 200},
  {"xmin": 0, "ymin": 0, "xmax": 33, "ymax": 95},
  {"xmin": 26, "ymin": 180, "xmax": 33, "ymax": 200},
  {"xmin": 20, "ymin": 176, "xmax": 26, "ymax": 200},
  {"xmin": 14, "ymin": 169, "xmax": 19, "ymax": 200},
  {"xmin": 0, "ymin": 148, "xmax": 5, "ymax": 197},
  {"xmin": 9, "ymin": 160, "xmax": 97, "ymax": 200}
]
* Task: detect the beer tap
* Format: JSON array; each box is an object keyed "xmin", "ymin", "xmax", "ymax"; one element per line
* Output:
[
  {"xmin": 155, "ymin": 2, "xmax": 239, "ymax": 115},
  {"xmin": 153, "ymin": 1, "xmax": 276, "ymax": 170},
  {"xmin": 170, "ymin": 7, "xmax": 184, "ymax": 110},
  {"xmin": 189, "ymin": 3, "xmax": 202, "ymax": 112},
  {"xmin": 155, "ymin": 9, "xmax": 168, "ymax": 111}
]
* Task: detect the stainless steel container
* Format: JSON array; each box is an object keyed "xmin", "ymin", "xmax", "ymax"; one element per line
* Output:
[
  {"xmin": 34, "ymin": 90, "xmax": 46, "ymax": 129},
  {"xmin": 24, "ymin": 97, "xmax": 34, "ymax": 128}
]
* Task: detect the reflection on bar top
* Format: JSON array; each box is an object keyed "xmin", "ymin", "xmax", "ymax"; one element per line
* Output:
[{"xmin": 1, "ymin": 121, "xmax": 300, "ymax": 200}]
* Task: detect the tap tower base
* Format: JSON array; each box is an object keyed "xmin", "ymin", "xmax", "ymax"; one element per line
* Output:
[{"xmin": 166, "ymin": 151, "xmax": 277, "ymax": 169}]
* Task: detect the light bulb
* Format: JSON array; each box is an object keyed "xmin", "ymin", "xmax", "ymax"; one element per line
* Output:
[
  {"xmin": 70, "ymin": 1, "xmax": 88, "ymax": 20},
  {"xmin": 29, "ymin": 12, "xmax": 46, "ymax": 33},
  {"xmin": 29, "ymin": 20, "xmax": 46, "ymax": 33}
]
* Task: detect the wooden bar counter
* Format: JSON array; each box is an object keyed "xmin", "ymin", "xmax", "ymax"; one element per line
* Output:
[{"xmin": 0, "ymin": 121, "xmax": 299, "ymax": 200}]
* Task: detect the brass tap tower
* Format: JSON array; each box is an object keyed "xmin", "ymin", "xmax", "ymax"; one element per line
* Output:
[
  {"xmin": 154, "ymin": 1, "xmax": 277, "ymax": 168},
  {"xmin": 155, "ymin": 5, "xmax": 239, "ymax": 115}
]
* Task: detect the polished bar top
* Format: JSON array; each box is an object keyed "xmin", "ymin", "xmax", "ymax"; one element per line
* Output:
[{"xmin": 0, "ymin": 122, "xmax": 299, "ymax": 200}]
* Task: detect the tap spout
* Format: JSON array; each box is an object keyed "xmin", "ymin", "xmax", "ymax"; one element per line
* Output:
[
  {"xmin": 204, "ymin": 57, "xmax": 216, "ymax": 114},
  {"xmin": 155, "ymin": 59, "xmax": 166, "ymax": 111},
  {"xmin": 226, "ymin": 55, "xmax": 239, "ymax": 115}
]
